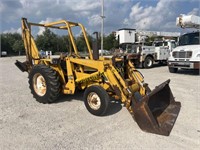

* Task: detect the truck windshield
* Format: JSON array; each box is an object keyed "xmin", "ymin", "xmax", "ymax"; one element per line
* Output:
[
  {"xmin": 154, "ymin": 42, "xmax": 163, "ymax": 47},
  {"xmin": 179, "ymin": 32, "xmax": 199, "ymax": 46}
]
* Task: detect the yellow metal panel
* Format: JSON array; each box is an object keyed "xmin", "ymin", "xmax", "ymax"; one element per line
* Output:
[
  {"xmin": 127, "ymin": 61, "xmax": 146, "ymax": 95},
  {"xmin": 75, "ymin": 71, "xmax": 102, "ymax": 83},
  {"xmin": 69, "ymin": 58, "xmax": 105, "ymax": 72},
  {"xmin": 63, "ymin": 58, "xmax": 75, "ymax": 94}
]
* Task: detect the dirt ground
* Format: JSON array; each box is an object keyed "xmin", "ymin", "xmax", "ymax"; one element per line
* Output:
[{"xmin": 0, "ymin": 56, "xmax": 199, "ymax": 150}]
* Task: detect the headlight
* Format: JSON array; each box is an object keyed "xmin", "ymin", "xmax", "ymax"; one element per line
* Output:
[{"xmin": 172, "ymin": 51, "xmax": 177, "ymax": 57}]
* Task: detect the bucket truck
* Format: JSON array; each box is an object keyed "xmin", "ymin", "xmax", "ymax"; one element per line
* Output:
[
  {"xmin": 168, "ymin": 14, "xmax": 200, "ymax": 73},
  {"xmin": 116, "ymin": 29, "xmax": 180, "ymax": 68}
]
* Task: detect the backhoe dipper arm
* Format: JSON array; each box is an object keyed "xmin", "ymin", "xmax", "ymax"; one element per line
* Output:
[{"xmin": 21, "ymin": 18, "xmax": 40, "ymax": 65}]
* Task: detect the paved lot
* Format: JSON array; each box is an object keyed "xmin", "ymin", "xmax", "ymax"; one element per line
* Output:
[{"xmin": 0, "ymin": 56, "xmax": 199, "ymax": 150}]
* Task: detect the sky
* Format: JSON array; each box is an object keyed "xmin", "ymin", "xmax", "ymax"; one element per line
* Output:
[{"xmin": 0, "ymin": 0, "xmax": 199, "ymax": 36}]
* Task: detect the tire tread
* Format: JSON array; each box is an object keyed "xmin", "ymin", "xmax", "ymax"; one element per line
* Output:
[{"xmin": 29, "ymin": 64, "xmax": 60, "ymax": 103}]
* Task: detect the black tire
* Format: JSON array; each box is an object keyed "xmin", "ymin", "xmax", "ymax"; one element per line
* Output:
[
  {"xmin": 29, "ymin": 64, "xmax": 60, "ymax": 103},
  {"xmin": 144, "ymin": 56, "xmax": 153, "ymax": 68},
  {"xmin": 168, "ymin": 67, "xmax": 178, "ymax": 73},
  {"xmin": 84, "ymin": 85, "xmax": 110, "ymax": 116}
]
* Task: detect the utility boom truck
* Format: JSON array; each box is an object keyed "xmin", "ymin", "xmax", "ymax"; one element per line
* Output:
[
  {"xmin": 116, "ymin": 29, "xmax": 180, "ymax": 68},
  {"xmin": 15, "ymin": 18, "xmax": 181, "ymax": 136},
  {"xmin": 168, "ymin": 14, "xmax": 200, "ymax": 72}
]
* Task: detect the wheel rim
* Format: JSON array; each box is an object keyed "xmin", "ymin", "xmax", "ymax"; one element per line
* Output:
[
  {"xmin": 147, "ymin": 58, "xmax": 152, "ymax": 67},
  {"xmin": 87, "ymin": 92, "xmax": 101, "ymax": 110},
  {"xmin": 33, "ymin": 73, "xmax": 47, "ymax": 96}
]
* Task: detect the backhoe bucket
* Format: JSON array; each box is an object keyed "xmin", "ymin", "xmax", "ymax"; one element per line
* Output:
[
  {"xmin": 132, "ymin": 79, "xmax": 181, "ymax": 136},
  {"xmin": 15, "ymin": 60, "xmax": 28, "ymax": 72}
]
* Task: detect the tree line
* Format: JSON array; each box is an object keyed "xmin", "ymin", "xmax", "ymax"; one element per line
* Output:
[{"xmin": 1, "ymin": 29, "xmax": 119, "ymax": 56}]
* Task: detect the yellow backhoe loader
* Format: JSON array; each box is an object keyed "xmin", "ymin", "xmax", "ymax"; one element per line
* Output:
[{"xmin": 15, "ymin": 18, "xmax": 181, "ymax": 136}]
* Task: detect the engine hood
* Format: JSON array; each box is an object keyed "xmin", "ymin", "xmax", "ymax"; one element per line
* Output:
[{"xmin": 173, "ymin": 45, "xmax": 200, "ymax": 52}]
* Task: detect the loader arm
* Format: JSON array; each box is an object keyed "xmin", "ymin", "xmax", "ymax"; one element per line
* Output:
[{"xmin": 103, "ymin": 59, "xmax": 146, "ymax": 111}]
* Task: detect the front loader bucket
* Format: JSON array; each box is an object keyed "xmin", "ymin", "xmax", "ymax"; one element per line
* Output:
[{"xmin": 132, "ymin": 79, "xmax": 181, "ymax": 136}]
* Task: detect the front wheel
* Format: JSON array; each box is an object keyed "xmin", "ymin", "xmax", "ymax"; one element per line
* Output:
[{"xmin": 84, "ymin": 85, "xmax": 110, "ymax": 116}]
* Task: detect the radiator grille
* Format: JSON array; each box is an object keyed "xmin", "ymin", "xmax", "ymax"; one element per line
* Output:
[{"xmin": 172, "ymin": 51, "xmax": 192, "ymax": 58}]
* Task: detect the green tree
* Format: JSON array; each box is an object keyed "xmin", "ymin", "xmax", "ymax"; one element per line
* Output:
[
  {"xmin": 76, "ymin": 33, "xmax": 94, "ymax": 52},
  {"xmin": 1, "ymin": 35, "xmax": 12, "ymax": 54},
  {"xmin": 1, "ymin": 33, "xmax": 24, "ymax": 55},
  {"xmin": 12, "ymin": 40, "xmax": 24, "ymax": 55},
  {"xmin": 57, "ymin": 35, "xmax": 70, "ymax": 53},
  {"xmin": 36, "ymin": 28, "xmax": 58, "ymax": 53},
  {"xmin": 103, "ymin": 33, "xmax": 118, "ymax": 50}
]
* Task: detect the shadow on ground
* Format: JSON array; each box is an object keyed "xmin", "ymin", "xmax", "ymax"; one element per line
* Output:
[
  {"xmin": 56, "ymin": 90, "xmax": 84, "ymax": 103},
  {"xmin": 106, "ymin": 98, "xmax": 123, "ymax": 116},
  {"xmin": 55, "ymin": 90, "xmax": 122, "ymax": 116},
  {"xmin": 176, "ymin": 69, "xmax": 200, "ymax": 76},
  {"xmin": 136, "ymin": 63, "xmax": 167, "ymax": 69}
]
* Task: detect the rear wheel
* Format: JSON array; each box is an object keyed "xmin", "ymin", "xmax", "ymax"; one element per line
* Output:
[
  {"xmin": 84, "ymin": 85, "xmax": 110, "ymax": 116},
  {"xmin": 144, "ymin": 56, "xmax": 153, "ymax": 68},
  {"xmin": 168, "ymin": 67, "xmax": 178, "ymax": 73},
  {"xmin": 29, "ymin": 64, "xmax": 60, "ymax": 103}
]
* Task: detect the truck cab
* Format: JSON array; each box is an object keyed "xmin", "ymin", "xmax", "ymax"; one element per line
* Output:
[
  {"xmin": 153, "ymin": 40, "xmax": 176, "ymax": 51},
  {"xmin": 163, "ymin": 40, "xmax": 177, "ymax": 52},
  {"xmin": 168, "ymin": 31, "xmax": 200, "ymax": 72}
]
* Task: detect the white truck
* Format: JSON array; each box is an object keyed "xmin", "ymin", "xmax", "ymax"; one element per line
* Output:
[
  {"xmin": 1, "ymin": 51, "xmax": 7, "ymax": 57},
  {"xmin": 116, "ymin": 29, "xmax": 180, "ymax": 68},
  {"xmin": 136, "ymin": 43, "xmax": 170, "ymax": 68},
  {"xmin": 168, "ymin": 14, "xmax": 200, "ymax": 73}
]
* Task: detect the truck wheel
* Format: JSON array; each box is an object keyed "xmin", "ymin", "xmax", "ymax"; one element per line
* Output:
[
  {"xmin": 168, "ymin": 67, "xmax": 178, "ymax": 73},
  {"xmin": 84, "ymin": 85, "xmax": 110, "ymax": 116},
  {"xmin": 29, "ymin": 64, "xmax": 60, "ymax": 103},
  {"xmin": 144, "ymin": 56, "xmax": 153, "ymax": 68}
]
